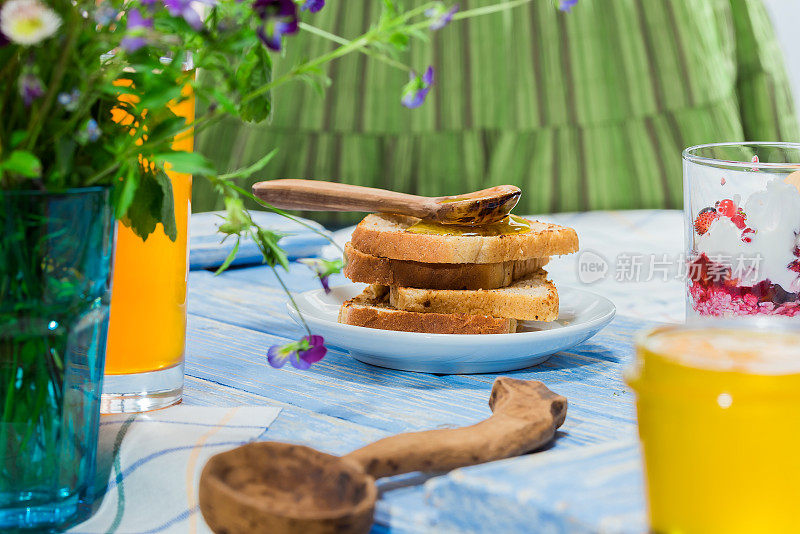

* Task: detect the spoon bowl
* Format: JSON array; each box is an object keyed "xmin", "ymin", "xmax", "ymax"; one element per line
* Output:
[
  {"xmin": 433, "ymin": 184, "xmax": 521, "ymax": 225},
  {"xmin": 200, "ymin": 442, "xmax": 377, "ymax": 534}
]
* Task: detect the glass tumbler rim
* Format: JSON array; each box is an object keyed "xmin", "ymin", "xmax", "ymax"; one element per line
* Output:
[{"xmin": 683, "ymin": 141, "xmax": 800, "ymax": 170}]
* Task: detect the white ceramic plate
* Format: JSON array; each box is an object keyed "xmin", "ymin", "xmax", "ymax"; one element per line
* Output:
[{"xmin": 288, "ymin": 284, "xmax": 616, "ymax": 374}]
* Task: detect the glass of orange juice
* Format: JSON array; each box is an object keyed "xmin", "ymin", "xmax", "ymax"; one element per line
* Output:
[
  {"xmin": 100, "ymin": 83, "xmax": 194, "ymax": 413},
  {"xmin": 626, "ymin": 321, "xmax": 800, "ymax": 533}
]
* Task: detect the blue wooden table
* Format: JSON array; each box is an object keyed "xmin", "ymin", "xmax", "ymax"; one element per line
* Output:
[{"xmin": 181, "ymin": 210, "xmax": 682, "ymax": 533}]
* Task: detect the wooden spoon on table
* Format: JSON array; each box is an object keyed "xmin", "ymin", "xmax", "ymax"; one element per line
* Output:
[
  {"xmin": 198, "ymin": 378, "xmax": 566, "ymax": 534},
  {"xmin": 252, "ymin": 179, "xmax": 521, "ymax": 226}
]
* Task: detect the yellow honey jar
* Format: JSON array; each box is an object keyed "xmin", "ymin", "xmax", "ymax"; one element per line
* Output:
[{"xmin": 626, "ymin": 322, "xmax": 800, "ymax": 534}]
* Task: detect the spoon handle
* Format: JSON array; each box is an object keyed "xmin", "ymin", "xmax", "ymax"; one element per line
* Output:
[
  {"xmin": 343, "ymin": 379, "xmax": 567, "ymax": 479},
  {"xmin": 252, "ymin": 179, "xmax": 435, "ymax": 218}
]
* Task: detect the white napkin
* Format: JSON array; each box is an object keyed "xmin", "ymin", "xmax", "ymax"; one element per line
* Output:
[{"xmin": 69, "ymin": 406, "xmax": 281, "ymax": 534}]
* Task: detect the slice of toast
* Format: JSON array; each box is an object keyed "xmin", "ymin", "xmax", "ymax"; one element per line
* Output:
[
  {"xmin": 343, "ymin": 242, "xmax": 549, "ymax": 290},
  {"xmin": 389, "ymin": 272, "xmax": 559, "ymax": 322},
  {"xmin": 338, "ymin": 285, "xmax": 517, "ymax": 334},
  {"xmin": 350, "ymin": 213, "xmax": 578, "ymax": 264}
]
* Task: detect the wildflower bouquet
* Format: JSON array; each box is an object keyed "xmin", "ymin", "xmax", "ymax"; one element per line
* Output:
[{"xmin": 0, "ymin": 0, "xmax": 575, "ymax": 370}]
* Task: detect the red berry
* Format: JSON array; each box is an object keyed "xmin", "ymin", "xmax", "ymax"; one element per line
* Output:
[
  {"xmin": 717, "ymin": 199, "xmax": 737, "ymax": 217},
  {"xmin": 731, "ymin": 215, "xmax": 747, "ymax": 229},
  {"xmin": 741, "ymin": 227, "xmax": 756, "ymax": 243},
  {"xmin": 694, "ymin": 211, "xmax": 720, "ymax": 235}
]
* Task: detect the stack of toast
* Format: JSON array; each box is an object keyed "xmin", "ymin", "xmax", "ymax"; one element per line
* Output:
[{"xmin": 338, "ymin": 213, "xmax": 579, "ymax": 334}]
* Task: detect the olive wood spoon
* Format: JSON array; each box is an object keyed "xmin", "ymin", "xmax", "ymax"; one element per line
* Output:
[
  {"xmin": 198, "ymin": 378, "xmax": 567, "ymax": 534},
  {"xmin": 251, "ymin": 179, "xmax": 521, "ymax": 226}
]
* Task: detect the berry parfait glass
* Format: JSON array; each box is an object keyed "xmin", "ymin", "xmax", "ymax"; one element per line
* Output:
[{"xmin": 683, "ymin": 142, "xmax": 800, "ymax": 318}]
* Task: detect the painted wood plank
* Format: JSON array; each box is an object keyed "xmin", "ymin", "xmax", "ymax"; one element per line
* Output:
[{"xmin": 426, "ymin": 440, "xmax": 647, "ymax": 534}]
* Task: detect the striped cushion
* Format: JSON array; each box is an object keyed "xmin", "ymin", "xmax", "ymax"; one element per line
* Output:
[{"xmin": 194, "ymin": 0, "xmax": 798, "ymax": 224}]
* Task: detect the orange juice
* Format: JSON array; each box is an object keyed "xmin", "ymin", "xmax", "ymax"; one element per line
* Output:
[
  {"xmin": 626, "ymin": 324, "xmax": 800, "ymax": 534},
  {"xmin": 105, "ymin": 85, "xmax": 194, "ymax": 375}
]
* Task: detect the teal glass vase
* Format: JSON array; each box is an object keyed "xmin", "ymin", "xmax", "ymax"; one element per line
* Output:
[{"xmin": 0, "ymin": 187, "xmax": 114, "ymax": 530}]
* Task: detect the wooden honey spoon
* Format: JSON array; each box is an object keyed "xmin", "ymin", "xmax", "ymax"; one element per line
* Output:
[
  {"xmin": 198, "ymin": 378, "xmax": 566, "ymax": 534},
  {"xmin": 251, "ymin": 179, "xmax": 522, "ymax": 226}
]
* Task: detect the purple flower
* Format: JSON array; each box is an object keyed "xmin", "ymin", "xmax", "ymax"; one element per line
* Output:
[
  {"xmin": 19, "ymin": 72, "xmax": 43, "ymax": 106},
  {"xmin": 401, "ymin": 66, "xmax": 434, "ymax": 109},
  {"xmin": 558, "ymin": 0, "xmax": 578, "ymax": 12},
  {"xmin": 267, "ymin": 335, "xmax": 327, "ymax": 369},
  {"xmin": 301, "ymin": 0, "xmax": 324, "ymax": 13},
  {"xmin": 426, "ymin": 3, "xmax": 458, "ymax": 30},
  {"xmin": 164, "ymin": 0, "xmax": 205, "ymax": 30},
  {"xmin": 298, "ymin": 258, "xmax": 342, "ymax": 294},
  {"xmin": 252, "ymin": 0, "xmax": 297, "ymax": 51},
  {"xmin": 121, "ymin": 8, "xmax": 152, "ymax": 52},
  {"xmin": 127, "ymin": 8, "xmax": 153, "ymax": 30}
]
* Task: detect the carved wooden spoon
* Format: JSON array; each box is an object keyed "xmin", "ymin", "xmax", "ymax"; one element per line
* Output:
[
  {"xmin": 251, "ymin": 179, "xmax": 521, "ymax": 226},
  {"xmin": 198, "ymin": 378, "xmax": 566, "ymax": 534}
]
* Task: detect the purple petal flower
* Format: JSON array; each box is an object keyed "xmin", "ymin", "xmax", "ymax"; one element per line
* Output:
[
  {"xmin": 558, "ymin": 0, "xmax": 578, "ymax": 12},
  {"xmin": 301, "ymin": 0, "xmax": 324, "ymax": 13},
  {"xmin": 267, "ymin": 335, "xmax": 327, "ymax": 369},
  {"xmin": 401, "ymin": 66, "xmax": 434, "ymax": 109},
  {"xmin": 422, "ymin": 65, "xmax": 434, "ymax": 85},
  {"xmin": 127, "ymin": 8, "xmax": 153, "ymax": 30},
  {"xmin": 267, "ymin": 342, "xmax": 294, "ymax": 368},
  {"xmin": 426, "ymin": 3, "xmax": 458, "ymax": 30},
  {"xmin": 121, "ymin": 35, "xmax": 146, "ymax": 52},
  {"xmin": 19, "ymin": 72, "xmax": 44, "ymax": 106},
  {"xmin": 163, "ymin": 0, "xmax": 205, "ymax": 30},
  {"xmin": 252, "ymin": 0, "xmax": 298, "ymax": 51},
  {"xmin": 298, "ymin": 258, "xmax": 342, "ymax": 294},
  {"xmin": 295, "ymin": 335, "xmax": 326, "ymax": 369}
]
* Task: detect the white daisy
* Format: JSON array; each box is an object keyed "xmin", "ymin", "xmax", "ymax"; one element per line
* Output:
[{"xmin": 0, "ymin": 0, "xmax": 62, "ymax": 46}]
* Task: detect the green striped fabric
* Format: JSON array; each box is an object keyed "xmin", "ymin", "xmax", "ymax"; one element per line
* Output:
[{"xmin": 195, "ymin": 0, "xmax": 798, "ymax": 225}]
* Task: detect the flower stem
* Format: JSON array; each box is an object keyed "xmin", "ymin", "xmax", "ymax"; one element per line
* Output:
[
  {"xmin": 267, "ymin": 262, "xmax": 311, "ymax": 336},
  {"xmin": 24, "ymin": 5, "xmax": 80, "ymax": 151},
  {"xmin": 298, "ymin": 22, "xmax": 411, "ymax": 73}
]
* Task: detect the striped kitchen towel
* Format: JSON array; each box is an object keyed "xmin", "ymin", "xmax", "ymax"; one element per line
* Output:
[
  {"xmin": 68, "ymin": 406, "xmax": 281, "ymax": 534},
  {"xmin": 190, "ymin": 210, "xmax": 332, "ymax": 270}
]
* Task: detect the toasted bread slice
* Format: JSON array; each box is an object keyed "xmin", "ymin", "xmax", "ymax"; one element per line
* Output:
[
  {"xmin": 389, "ymin": 271, "xmax": 559, "ymax": 322},
  {"xmin": 343, "ymin": 242, "xmax": 549, "ymax": 290},
  {"xmin": 350, "ymin": 214, "xmax": 578, "ymax": 264},
  {"xmin": 338, "ymin": 285, "xmax": 517, "ymax": 334}
]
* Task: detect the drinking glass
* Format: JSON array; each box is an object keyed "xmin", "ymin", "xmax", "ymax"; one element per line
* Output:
[
  {"xmin": 683, "ymin": 142, "xmax": 800, "ymax": 318},
  {"xmin": 101, "ymin": 84, "xmax": 194, "ymax": 413},
  {"xmin": 626, "ymin": 320, "xmax": 800, "ymax": 533},
  {"xmin": 1, "ymin": 188, "xmax": 113, "ymax": 529}
]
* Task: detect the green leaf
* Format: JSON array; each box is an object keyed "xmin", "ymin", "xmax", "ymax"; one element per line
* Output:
[
  {"xmin": 1, "ymin": 150, "xmax": 42, "ymax": 178},
  {"xmin": 236, "ymin": 45, "xmax": 272, "ymax": 123},
  {"xmin": 219, "ymin": 148, "xmax": 278, "ymax": 181},
  {"xmin": 214, "ymin": 239, "xmax": 240, "ymax": 275},
  {"xmin": 114, "ymin": 167, "xmax": 140, "ymax": 219},
  {"xmin": 10, "ymin": 131, "xmax": 27, "ymax": 148},
  {"xmin": 153, "ymin": 151, "xmax": 216, "ymax": 176},
  {"xmin": 388, "ymin": 32, "xmax": 409, "ymax": 51},
  {"xmin": 153, "ymin": 170, "xmax": 177, "ymax": 241},
  {"xmin": 148, "ymin": 116, "xmax": 190, "ymax": 143},
  {"xmin": 254, "ymin": 228, "xmax": 289, "ymax": 271},
  {"xmin": 121, "ymin": 168, "xmax": 177, "ymax": 241},
  {"xmin": 138, "ymin": 84, "xmax": 183, "ymax": 111}
]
